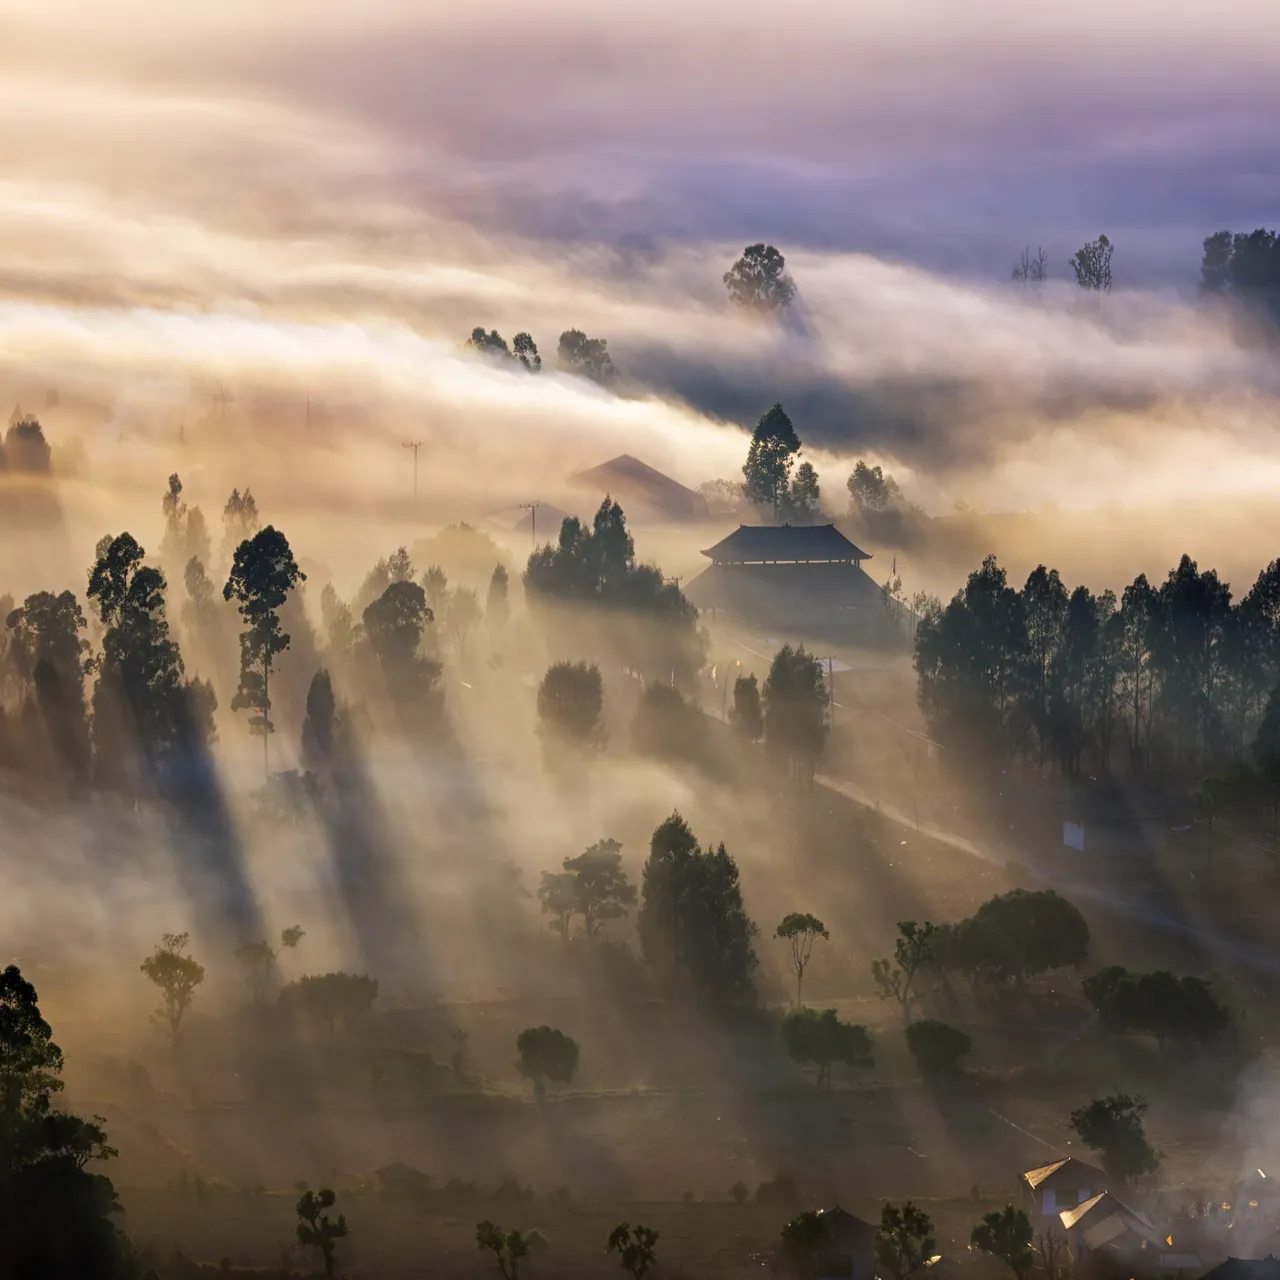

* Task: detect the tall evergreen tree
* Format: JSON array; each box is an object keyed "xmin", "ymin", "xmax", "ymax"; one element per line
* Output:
[
  {"xmin": 637, "ymin": 813, "xmax": 758, "ymax": 1008},
  {"xmin": 223, "ymin": 526, "xmax": 305, "ymax": 774},
  {"xmin": 741, "ymin": 404, "xmax": 801, "ymax": 516}
]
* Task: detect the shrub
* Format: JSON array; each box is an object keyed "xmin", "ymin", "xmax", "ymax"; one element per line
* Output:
[{"xmin": 905, "ymin": 1019, "xmax": 972, "ymax": 1074}]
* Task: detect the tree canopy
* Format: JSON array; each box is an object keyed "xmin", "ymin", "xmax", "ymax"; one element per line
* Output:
[
  {"xmin": 1201, "ymin": 228, "xmax": 1280, "ymax": 319},
  {"xmin": 223, "ymin": 525, "xmax": 305, "ymax": 771},
  {"xmin": 971, "ymin": 1205, "xmax": 1034, "ymax": 1280},
  {"xmin": 763, "ymin": 644, "xmax": 829, "ymax": 786},
  {"xmin": 876, "ymin": 1202, "xmax": 937, "ymax": 1280},
  {"xmin": 775, "ymin": 912, "xmax": 828, "ymax": 1006},
  {"xmin": 724, "ymin": 243, "xmax": 796, "ymax": 312},
  {"xmin": 637, "ymin": 812, "xmax": 758, "ymax": 1009},
  {"xmin": 524, "ymin": 498, "xmax": 703, "ymax": 687},
  {"xmin": 742, "ymin": 403, "xmax": 802, "ymax": 516},
  {"xmin": 558, "ymin": 329, "xmax": 615, "ymax": 382},
  {"xmin": 1082, "ymin": 966, "xmax": 1230, "ymax": 1044},
  {"xmin": 515, "ymin": 1025, "xmax": 580, "ymax": 1102},
  {"xmin": 1069, "ymin": 1094, "xmax": 1159, "ymax": 1184},
  {"xmin": 1070, "ymin": 234, "xmax": 1113, "ymax": 290},
  {"xmin": 781, "ymin": 1007, "xmax": 872, "ymax": 1089},
  {"xmin": 537, "ymin": 660, "xmax": 605, "ymax": 752}
]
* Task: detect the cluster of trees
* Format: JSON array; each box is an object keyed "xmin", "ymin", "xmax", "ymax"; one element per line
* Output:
[
  {"xmin": 1082, "ymin": 966, "xmax": 1231, "ymax": 1045},
  {"xmin": 476, "ymin": 1217, "xmax": 658, "ymax": 1280},
  {"xmin": 531, "ymin": 640, "xmax": 830, "ymax": 788},
  {"xmin": 0, "ymin": 410, "xmax": 53, "ymax": 472},
  {"xmin": 524, "ymin": 498, "xmax": 704, "ymax": 687},
  {"xmin": 1010, "ymin": 236, "xmax": 1113, "ymax": 290},
  {"xmin": 1201, "ymin": 228, "xmax": 1280, "ymax": 319},
  {"xmin": 915, "ymin": 552, "xmax": 1280, "ymax": 777},
  {"xmin": 465, "ymin": 327, "xmax": 615, "ymax": 383},
  {"xmin": 741, "ymin": 404, "xmax": 821, "ymax": 522},
  {"xmin": 872, "ymin": 890, "xmax": 1090, "ymax": 1014},
  {"xmin": 0, "ymin": 965, "xmax": 131, "ymax": 1276}
]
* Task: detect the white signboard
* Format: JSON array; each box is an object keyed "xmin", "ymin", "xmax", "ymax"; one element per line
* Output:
[{"xmin": 1063, "ymin": 821, "xmax": 1085, "ymax": 852}]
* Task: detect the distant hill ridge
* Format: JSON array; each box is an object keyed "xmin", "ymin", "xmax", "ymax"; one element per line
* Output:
[{"xmin": 569, "ymin": 453, "xmax": 709, "ymax": 522}]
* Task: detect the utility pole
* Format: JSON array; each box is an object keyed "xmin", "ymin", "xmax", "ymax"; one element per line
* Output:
[
  {"xmin": 403, "ymin": 440, "xmax": 423, "ymax": 506},
  {"xmin": 519, "ymin": 501, "xmax": 540, "ymax": 551}
]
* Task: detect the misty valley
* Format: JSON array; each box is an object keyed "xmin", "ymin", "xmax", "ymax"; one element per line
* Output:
[{"xmin": 4, "ymin": 16, "xmax": 1280, "ymax": 1277}]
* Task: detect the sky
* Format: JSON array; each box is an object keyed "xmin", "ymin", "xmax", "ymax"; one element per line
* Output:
[{"xmin": 2, "ymin": 0, "xmax": 1279, "ymax": 523}]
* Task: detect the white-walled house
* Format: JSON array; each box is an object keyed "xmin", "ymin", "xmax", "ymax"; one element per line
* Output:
[{"xmin": 1022, "ymin": 1157, "xmax": 1108, "ymax": 1217}]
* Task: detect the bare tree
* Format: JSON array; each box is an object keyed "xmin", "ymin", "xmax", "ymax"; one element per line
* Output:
[
  {"xmin": 1035, "ymin": 1222, "xmax": 1068, "ymax": 1280},
  {"xmin": 1012, "ymin": 246, "xmax": 1048, "ymax": 285}
]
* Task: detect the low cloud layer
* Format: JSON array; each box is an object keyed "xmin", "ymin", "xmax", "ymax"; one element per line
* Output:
[{"xmin": 1, "ymin": 0, "xmax": 1279, "ymax": 532}]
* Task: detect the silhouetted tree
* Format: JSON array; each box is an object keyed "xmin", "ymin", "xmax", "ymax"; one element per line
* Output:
[
  {"xmin": 971, "ymin": 1205, "xmax": 1034, "ymax": 1280},
  {"xmin": 223, "ymin": 526, "xmax": 304, "ymax": 774},
  {"xmin": 763, "ymin": 644, "xmax": 829, "ymax": 786},
  {"xmin": 300, "ymin": 669, "xmax": 337, "ymax": 770},
  {"xmin": 468, "ymin": 328, "xmax": 511, "ymax": 358},
  {"xmin": 87, "ymin": 533, "xmax": 202, "ymax": 789},
  {"xmin": 443, "ymin": 586, "xmax": 483, "ymax": 653},
  {"xmin": 789, "ymin": 461, "xmax": 821, "ymax": 522},
  {"xmin": 781, "ymin": 1007, "xmax": 873, "ymax": 1089},
  {"xmin": 537, "ymin": 871, "xmax": 578, "ymax": 942},
  {"xmin": 731, "ymin": 672, "xmax": 764, "ymax": 741},
  {"xmin": 1201, "ymin": 228, "xmax": 1280, "ymax": 319},
  {"xmin": 1070, "ymin": 235, "xmax": 1113, "ymax": 291},
  {"xmin": 876, "ymin": 1202, "xmax": 937, "ymax": 1280},
  {"xmin": 872, "ymin": 921, "xmax": 937, "ymax": 1018},
  {"xmin": 638, "ymin": 812, "xmax": 758, "ymax": 1008},
  {"xmin": 905, "ymin": 1019, "xmax": 972, "ymax": 1075},
  {"xmin": 3, "ymin": 415, "xmax": 52, "ymax": 472},
  {"xmin": 631, "ymin": 680, "xmax": 706, "ymax": 762},
  {"xmin": 296, "ymin": 1188, "xmax": 348, "ymax": 1278},
  {"xmin": 515, "ymin": 1026, "xmax": 579, "ymax": 1103},
  {"xmin": 1069, "ymin": 1094, "xmax": 1159, "ymax": 1184},
  {"xmin": 537, "ymin": 660, "xmax": 605, "ymax": 752},
  {"xmin": 281, "ymin": 972, "xmax": 378, "ymax": 1040},
  {"xmin": 914, "ymin": 554, "xmax": 1026, "ymax": 760},
  {"xmin": 775, "ymin": 912, "xmax": 828, "ymax": 1006},
  {"xmin": 234, "ymin": 925, "xmax": 304, "ymax": 1003},
  {"xmin": 512, "ymin": 332, "xmax": 541, "ymax": 372},
  {"xmin": 220, "ymin": 487, "xmax": 259, "ymax": 561},
  {"xmin": 1082, "ymin": 966, "xmax": 1230, "ymax": 1045},
  {"xmin": 609, "ymin": 1222, "xmax": 660, "ymax": 1279},
  {"xmin": 1012, "ymin": 247, "xmax": 1048, "ymax": 285},
  {"xmin": 780, "ymin": 1210, "xmax": 830, "ymax": 1279},
  {"xmin": 724, "ymin": 243, "xmax": 796, "ymax": 312},
  {"xmin": 477, "ymin": 1220, "xmax": 531, "ymax": 1280},
  {"xmin": 953, "ymin": 889, "xmax": 1088, "ymax": 985},
  {"xmin": 487, "ymin": 564, "xmax": 510, "ymax": 635},
  {"xmin": 359, "ymin": 580, "xmax": 443, "ymax": 734},
  {"xmin": 565, "ymin": 839, "xmax": 636, "ymax": 937},
  {"xmin": 848, "ymin": 461, "xmax": 902, "ymax": 515},
  {"xmin": 558, "ymin": 329, "xmax": 615, "ymax": 383},
  {"xmin": 742, "ymin": 403, "xmax": 801, "ymax": 515},
  {"xmin": 5, "ymin": 590, "xmax": 90, "ymax": 783},
  {"xmin": 0, "ymin": 965, "xmax": 128, "ymax": 1278},
  {"xmin": 140, "ymin": 932, "xmax": 205, "ymax": 1053},
  {"xmin": 525, "ymin": 498, "xmax": 703, "ymax": 686}
]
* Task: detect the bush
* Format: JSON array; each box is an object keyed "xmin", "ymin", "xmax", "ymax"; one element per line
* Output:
[{"xmin": 905, "ymin": 1019, "xmax": 972, "ymax": 1074}]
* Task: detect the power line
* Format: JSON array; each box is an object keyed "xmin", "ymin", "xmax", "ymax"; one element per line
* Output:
[{"xmin": 518, "ymin": 501, "xmax": 541, "ymax": 551}]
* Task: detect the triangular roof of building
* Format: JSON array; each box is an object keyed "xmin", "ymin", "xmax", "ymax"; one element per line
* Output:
[
  {"xmin": 1060, "ymin": 1192, "xmax": 1164, "ymax": 1248},
  {"xmin": 1023, "ymin": 1157, "xmax": 1107, "ymax": 1190},
  {"xmin": 816, "ymin": 1206, "xmax": 877, "ymax": 1244},
  {"xmin": 701, "ymin": 523, "xmax": 871, "ymax": 563}
]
